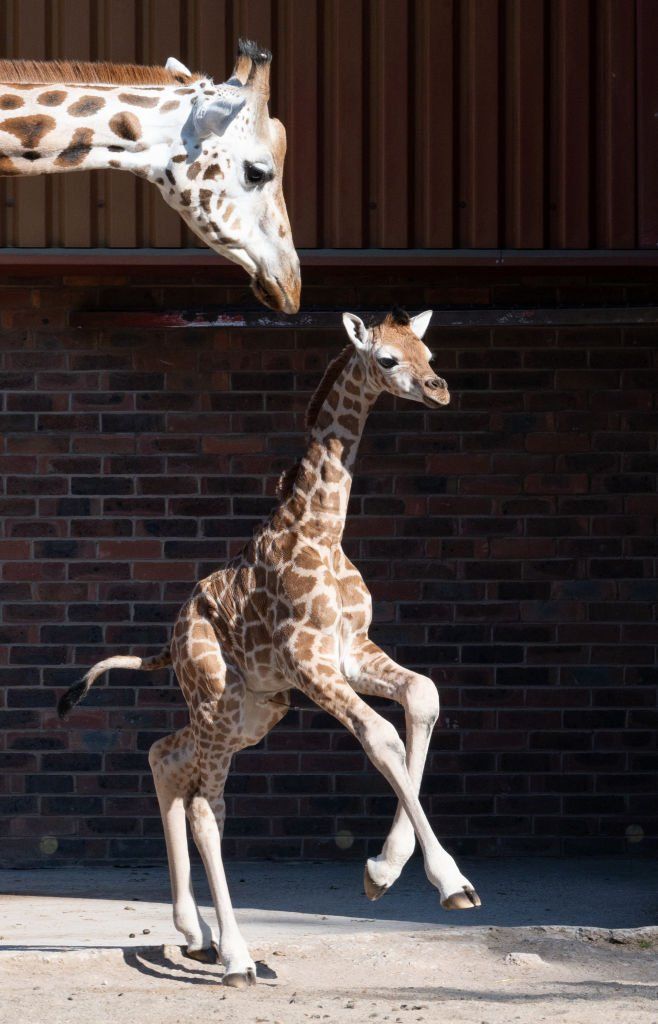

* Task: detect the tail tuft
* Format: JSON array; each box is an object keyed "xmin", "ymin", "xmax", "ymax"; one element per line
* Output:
[{"xmin": 57, "ymin": 678, "xmax": 89, "ymax": 719}]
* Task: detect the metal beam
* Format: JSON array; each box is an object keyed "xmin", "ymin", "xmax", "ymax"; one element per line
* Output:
[
  {"xmin": 70, "ymin": 307, "xmax": 658, "ymax": 330},
  {"xmin": 1, "ymin": 248, "xmax": 658, "ymax": 269}
]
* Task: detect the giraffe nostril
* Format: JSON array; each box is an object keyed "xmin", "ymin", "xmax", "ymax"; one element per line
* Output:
[{"xmin": 426, "ymin": 377, "xmax": 445, "ymax": 390}]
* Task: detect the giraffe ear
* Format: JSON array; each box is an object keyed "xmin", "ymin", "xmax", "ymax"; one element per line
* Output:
[
  {"xmin": 195, "ymin": 89, "xmax": 246, "ymax": 138},
  {"xmin": 165, "ymin": 57, "xmax": 193, "ymax": 83},
  {"xmin": 410, "ymin": 310, "xmax": 433, "ymax": 339},
  {"xmin": 342, "ymin": 312, "xmax": 369, "ymax": 350}
]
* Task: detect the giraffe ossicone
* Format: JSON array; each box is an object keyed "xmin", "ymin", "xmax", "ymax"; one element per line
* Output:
[
  {"xmin": 58, "ymin": 308, "xmax": 481, "ymax": 987},
  {"xmin": 0, "ymin": 39, "xmax": 300, "ymax": 312}
]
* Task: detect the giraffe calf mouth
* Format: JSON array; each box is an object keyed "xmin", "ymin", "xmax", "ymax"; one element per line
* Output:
[{"xmin": 423, "ymin": 390, "xmax": 450, "ymax": 408}]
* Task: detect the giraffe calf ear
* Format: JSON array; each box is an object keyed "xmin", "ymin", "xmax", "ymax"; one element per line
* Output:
[
  {"xmin": 410, "ymin": 310, "xmax": 433, "ymax": 339},
  {"xmin": 166, "ymin": 56, "xmax": 193, "ymax": 83},
  {"xmin": 342, "ymin": 312, "xmax": 369, "ymax": 350}
]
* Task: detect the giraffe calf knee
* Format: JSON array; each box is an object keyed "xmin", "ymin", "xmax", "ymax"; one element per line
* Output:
[{"xmin": 404, "ymin": 674, "xmax": 440, "ymax": 731}]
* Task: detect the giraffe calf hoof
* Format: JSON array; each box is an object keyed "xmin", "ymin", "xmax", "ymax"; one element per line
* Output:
[
  {"xmin": 363, "ymin": 864, "xmax": 389, "ymax": 901},
  {"xmin": 223, "ymin": 967, "xmax": 257, "ymax": 989},
  {"xmin": 441, "ymin": 887, "xmax": 481, "ymax": 911},
  {"xmin": 184, "ymin": 944, "xmax": 220, "ymax": 964}
]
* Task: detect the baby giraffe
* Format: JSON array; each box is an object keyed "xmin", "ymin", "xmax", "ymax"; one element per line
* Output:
[{"xmin": 58, "ymin": 308, "xmax": 481, "ymax": 987}]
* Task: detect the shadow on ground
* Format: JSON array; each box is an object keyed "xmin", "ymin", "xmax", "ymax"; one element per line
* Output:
[{"xmin": 1, "ymin": 857, "xmax": 657, "ymax": 931}]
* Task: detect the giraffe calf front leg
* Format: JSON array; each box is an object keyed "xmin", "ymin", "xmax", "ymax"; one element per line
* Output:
[{"xmin": 364, "ymin": 673, "xmax": 440, "ymax": 899}]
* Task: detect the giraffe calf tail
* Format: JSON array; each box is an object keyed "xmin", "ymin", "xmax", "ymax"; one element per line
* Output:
[{"xmin": 57, "ymin": 646, "xmax": 172, "ymax": 719}]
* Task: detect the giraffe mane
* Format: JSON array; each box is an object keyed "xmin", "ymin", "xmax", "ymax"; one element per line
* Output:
[
  {"xmin": 275, "ymin": 345, "xmax": 354, "ymax": 502},
  {"xmin": 0, "ymin": 59, "xmax": 202, "ymax": 87},
  {"xmin": 305, "ymin": 345, "xmax": 353, "ymax": 430},
  {"xmin": 275, "ymin": 462, "xmax": 302, "ymax": 501}
]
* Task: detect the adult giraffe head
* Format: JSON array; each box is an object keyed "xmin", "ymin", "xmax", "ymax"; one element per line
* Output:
[
  {"xmin": 0, "ymin": 39, "xmax": 301, "ymax": 313},
  {"xmin": 341, "ymin": 308, "xmax": 450, "ymax": 407},
  {"xmin": 161, "ymin": 40, "xmax": 300, "ymax": 313}
]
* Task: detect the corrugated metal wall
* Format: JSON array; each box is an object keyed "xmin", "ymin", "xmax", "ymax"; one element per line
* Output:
[{"xmin": 0, "ymin": 0, "xmax": 656, "ymax": 250}]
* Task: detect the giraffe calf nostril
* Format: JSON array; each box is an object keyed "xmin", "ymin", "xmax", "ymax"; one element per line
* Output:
[{"xmin": 426, "ymin": 377, "xmax": 445, "ymax": 390}]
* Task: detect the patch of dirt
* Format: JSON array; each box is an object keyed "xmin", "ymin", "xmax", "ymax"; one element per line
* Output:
[{"xmin": 1, "ymin": 927, "xmax": 657, "ymax": 1024}]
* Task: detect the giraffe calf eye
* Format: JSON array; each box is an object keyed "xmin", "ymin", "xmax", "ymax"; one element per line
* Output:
[{"xmin": 377, "ymin": 356, "xmax": 398, "ymax": 369}]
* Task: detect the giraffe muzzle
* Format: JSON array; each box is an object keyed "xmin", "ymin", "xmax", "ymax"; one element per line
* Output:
[
  {"xmin": 251, "ymin": 268, "xmax": 301, "ymax": 315},
  {"xmin": 423, "ymin": 377, "xmax": 450, "ymax": 406}
]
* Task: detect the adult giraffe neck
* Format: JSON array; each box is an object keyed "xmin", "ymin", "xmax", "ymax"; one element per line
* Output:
[{"xmin": 0, "ymin": 80, "xmax": 196, "ymax": 179}]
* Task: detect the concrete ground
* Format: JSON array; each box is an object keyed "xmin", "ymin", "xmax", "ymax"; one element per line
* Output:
[{"xmin": 1, "ymin": 859, "xmax": 657, "ymax": 1024}]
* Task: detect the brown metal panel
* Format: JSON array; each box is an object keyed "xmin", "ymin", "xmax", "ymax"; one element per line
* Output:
[
  {"xmin": 456, "ymin": 0, "xmax": 500, "ymax": 248},
  {"xmin": 505, "ymin": 0, "xmax": 544, "ymax": 248},
  {"xmin": 548, "ymin": 0, "xmax": 591, "ymax": 248},
  {"xmin": 322, "ymin": 0, "xmax": 363, "ymax": 247},
  {"xmin": 51, "ymin": 0, "xmax": 94, "ymax": 248},
  {"xmin": 595, "ymin": 0, "xmax": 636, "ymax": 248},
  {"xmin": 277, "ymin": 0, "xmax": 318, "ymax": 247},
  {"xmin": 233, "ymin": 0, "xmax": 272, "ymax": 53},
  {"xmin": 412, "ymin": 0, "xmax": 454, "ymax": 247},
  {"xmin": 140, "ymin": 0, "xmax": 184, "ymax": 248},
  {"xmin": 636, "ymin": 0, "xmax": 658, "ymax": 248},
  {"xmin": 368, "ymin": 0, "xmax": 409, "ymax": 247},
  {"xmin": 95, "ymin": 0, "xmax": 139, "ymax": 247},
  {"xmin": 190, "ymin": 0, "xmax": 229, "ymax": 82},
  {"xmin": 11, "ymin": 0, "xmax": 50, "ymax": 247}
]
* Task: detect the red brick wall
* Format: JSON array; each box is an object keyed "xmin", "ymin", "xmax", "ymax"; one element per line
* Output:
[{"xmin": 0, "ymin": 266, "xmax": 656, "ymax": 865}]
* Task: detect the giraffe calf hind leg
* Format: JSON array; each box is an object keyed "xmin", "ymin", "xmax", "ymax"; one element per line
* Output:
[{"xmin": 149, "ymin": 730, "xmax": 215, "ymax": 954}]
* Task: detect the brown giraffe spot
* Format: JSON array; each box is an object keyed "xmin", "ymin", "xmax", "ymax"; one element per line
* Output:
[
  {"xmin": 67, "ymin": 95, "xmax": 105, "ymax": 117},
  {"xmin": 310, "ymin": 593, "xmax": 338, "ymax": 629},
  {"xmin": 165, "ymin": 168, "xmax": 175, "ymax": 185},
  {"xmin": 202, "ymin": 163, "xmax": 222, "ymax": 180},
  {"xmin": 180, "ymin": 188, "xmax": 191, "ymax": 206},
  {"xmin": 160, "ymin": 100, "xmax": 180, "ymax": 113},
  {"xmin": 319, "ymin": 461, "xmax": 343, "ymax": 487},
  {"xmin": 132, "ymin": 165, "xmax": 151, "ymax": 179},
  {"xmin": 199, "ymin": 188, "xmax": 212, "ymax": 212},
  {"xmin": 338, "ymin": 413, "xmax": 360, "ymax": 434},
  {"xmin": 172, "ymin": 152, "xmax": 186, "ymax": 162},
  {"xmin": 0, "ymin": 154, "xmax": 19, "ymax": 175},
  {"xmin": 186, "ymin": 160, "xmax": 201, "ymax": 179},
  {"xmin": 109, "ymin": 111, "xmax": 142, "ymax": 142},
  {"xmin": 174, "ymin": 87, "xmax": 195, "ymax": 94},
  {"xmin": 108, "ymin": 145, "xmax": 125, "ymax": 152},
  {"xmin": 0, "ymin": 94, "xmax": 23, "ymax": 110},
  {"xmin": 108, "ymin": 159, "xmax": 121, "ymax": 168},
  {"xmin": 293, "ymin": 631, "xmax": 316, "ymax": 661},
  {"xmin": 118, "ymin": 92, "xmax": 159, "ymax": 108},
  {"xmin": 54, "ymin": 127, "xmax": 94, "ymax": 168},
  {"xmin": 0, "ymin": 113, "xmax": 56, "ymax": 149}
]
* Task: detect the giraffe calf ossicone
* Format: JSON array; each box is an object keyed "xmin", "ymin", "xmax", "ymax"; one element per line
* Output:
[{"xmin": 58, "ymin": 308, "xmax": 481, "ymax": 988}]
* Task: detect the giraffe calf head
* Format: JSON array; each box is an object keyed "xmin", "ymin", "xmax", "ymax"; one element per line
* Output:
[{"xmin": 342, "ymin": 308, "xmax": 450, "ymax": 408}]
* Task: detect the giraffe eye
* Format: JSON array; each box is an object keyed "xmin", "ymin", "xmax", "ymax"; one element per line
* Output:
[
  {"xmin": 377, "ymin": 356, "xmax": 398, "ymax": 369},
  {"xmin": 244, "ymin": 161, "xmax": 270, "ymax": 185}
]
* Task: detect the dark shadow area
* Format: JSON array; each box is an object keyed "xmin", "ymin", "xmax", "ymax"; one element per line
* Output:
[{"xmin": 1, "ymin": 857, "xmax": 657, "ymax": 931}]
